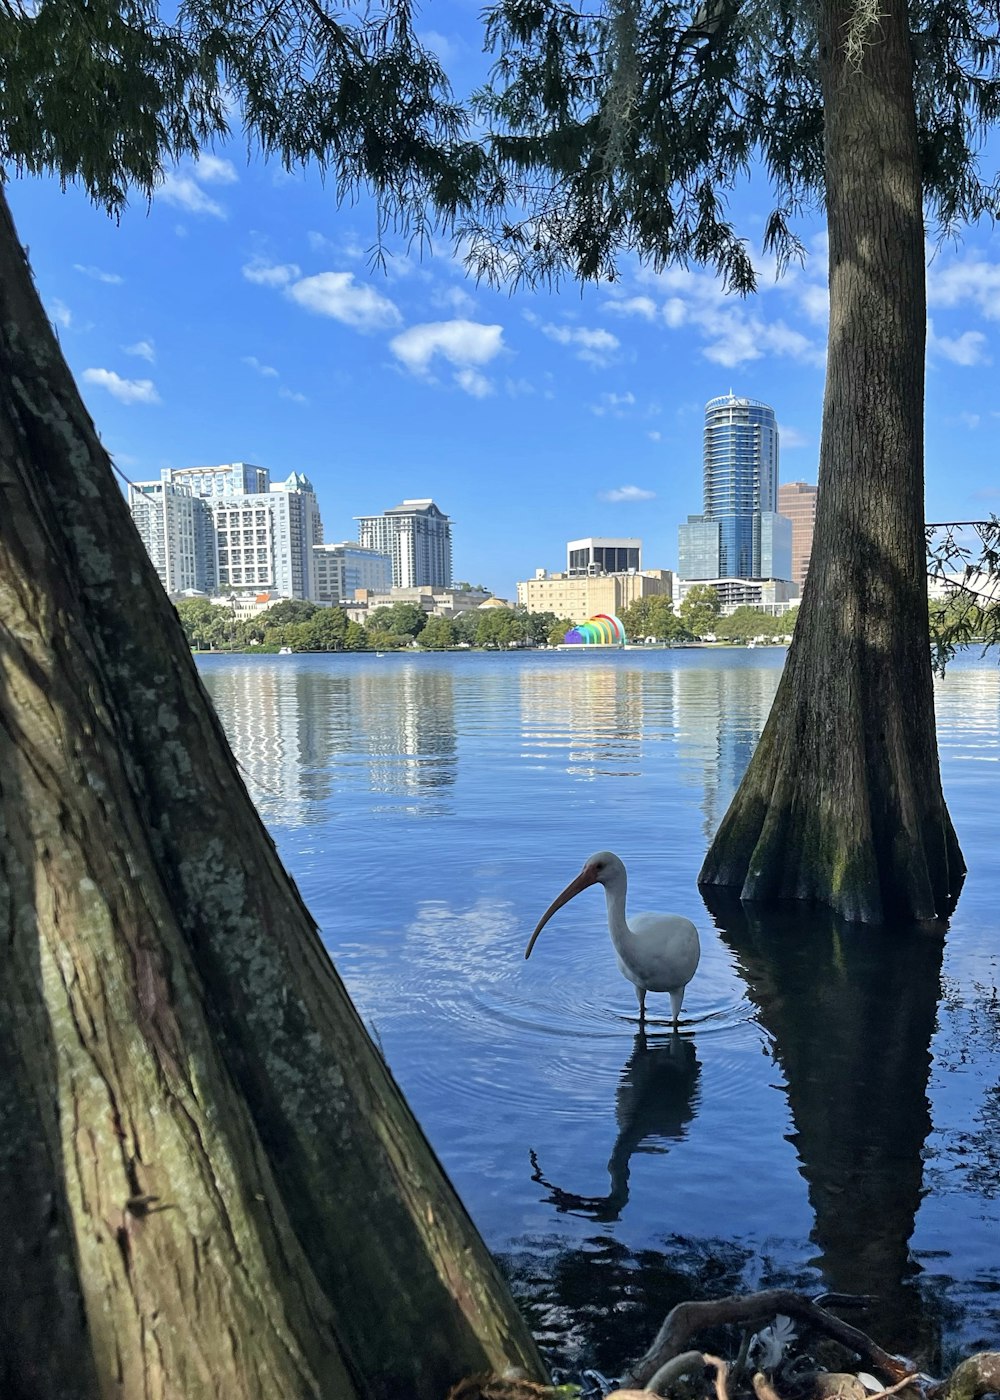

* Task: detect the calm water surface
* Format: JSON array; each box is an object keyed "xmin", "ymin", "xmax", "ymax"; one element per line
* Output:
[{"xmin": 198, "ymin": 648, "xmax": 1000, "ymax": 1377}]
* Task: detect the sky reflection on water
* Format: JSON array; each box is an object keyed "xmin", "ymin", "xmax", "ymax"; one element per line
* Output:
[{"xmin": 199, "ymin": 649, "xmax": 1000, "ymax": 1376}]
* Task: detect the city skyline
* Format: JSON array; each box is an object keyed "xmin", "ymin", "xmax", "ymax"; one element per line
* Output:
[
  {"xmin": 11, "ymin": 103, "xmax": 995, "ymax": 598},
  {"xmin": 129, "ymin": 446, "xmax": 812, "ymax": 605}
]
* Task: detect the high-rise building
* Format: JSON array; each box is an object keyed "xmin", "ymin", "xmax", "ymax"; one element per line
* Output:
[
  {"xmin": 163, "ymin": 461, "xmax": 270, "ymax": 499},
  {"xmin": 678, "ymin": 393, "xmax": 792, "ymax": 582},
  {"xmin": 314, "ymin": 542, "xmax": 393, "ymax": 603},
  {"xmin": 356, "ymin": 499, "xmax": 452, "ymax": 588},
  {"xmin": 211, "ymin": 471, "xmax": 321, "ymax": 599},
  {"xmin": 566, "ymin": 537, "xmax": 642, "ymax": 575},
  {"xmin": 778, "ymin": 480, "xmax": 818, "ymax": 592},
  {"xmin": 128, "ymin": 479, "xmax": 217, "ymax": 594},
  {"xmin": 129, "ymin": 463, "xmax": 323, "ymax": 600}
]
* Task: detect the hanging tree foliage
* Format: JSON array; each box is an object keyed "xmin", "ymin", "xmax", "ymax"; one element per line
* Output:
[{"xmin": 458, "ymin": 0, "xmax": 1000, "ymax": 922}]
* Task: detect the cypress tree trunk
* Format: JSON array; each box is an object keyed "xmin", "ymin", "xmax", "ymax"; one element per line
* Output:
[
  {"xmin": 698, "ymin": 0, "xmax": 965, "ymax": 924},
  {"xmin": 0, "ymin": 186, "xmax": 545, "ymax": 1399}
]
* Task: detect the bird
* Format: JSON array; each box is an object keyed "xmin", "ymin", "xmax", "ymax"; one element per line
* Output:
[{"xmin": 524, "ymin": 851, "xmax": 701, "ymax": 1027}]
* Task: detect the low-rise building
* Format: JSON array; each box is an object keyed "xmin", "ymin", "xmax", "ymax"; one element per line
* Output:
[
  {"xmin": 314, "ymin": 542, "xmax": 392, "ymax": 604},
  {"xmin": 675, "ymin": 576, "xmax": 798, "ymax": 615},
  {"xmin": 343, "ymin": 585, "xmax": 495, "ymax": 624},
  {"xmin": 516, "ymin": 569, "xmax": 673, "ymax": 620}
]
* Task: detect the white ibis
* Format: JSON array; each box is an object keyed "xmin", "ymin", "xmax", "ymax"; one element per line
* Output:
[{"xmin": 525, "ymin": 851, "xmax": 701, "ymax": 1027}]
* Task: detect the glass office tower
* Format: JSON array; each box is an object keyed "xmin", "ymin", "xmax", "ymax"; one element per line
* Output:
[
  {"xmin": 678, "ymin": 393, "xmax": 790, "ymax": 581},
  {"xmin": 703, "ymin": 393, "xmax": 778, "ymax": 577}
]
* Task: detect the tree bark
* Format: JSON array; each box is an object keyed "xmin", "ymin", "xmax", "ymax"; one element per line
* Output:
[
  {"xmin": 0, "ymin": 186, "xmax": 545, "ymax": 1399},
  {"xmin": 698, "ymin": 0, "xmax": 965, "ymax": 923}
]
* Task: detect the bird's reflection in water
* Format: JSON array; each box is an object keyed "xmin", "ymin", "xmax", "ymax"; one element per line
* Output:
[{"xmin": 530, "ymin": 1030, "xmax": 701, "ymax": 1222}]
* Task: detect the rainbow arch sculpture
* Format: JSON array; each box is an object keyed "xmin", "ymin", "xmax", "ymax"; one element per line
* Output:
[{"xmin": 563, "ymin": 614, "xmax": 627, "ymax": 646}]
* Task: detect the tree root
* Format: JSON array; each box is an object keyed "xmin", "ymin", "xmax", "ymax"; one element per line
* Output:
[
  {"xmin": 450, "ymin": 1303, "xmax": 1000, "ymax": 1400},
  {"xmin": 621, "ymin": 1289, "xmax": 916, "ymax": 1391}
]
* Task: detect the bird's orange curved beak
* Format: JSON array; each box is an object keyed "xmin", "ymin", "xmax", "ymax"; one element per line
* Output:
[{"xmin": 524, "ymin": 866, "xmax": 599, "ymax": 959}]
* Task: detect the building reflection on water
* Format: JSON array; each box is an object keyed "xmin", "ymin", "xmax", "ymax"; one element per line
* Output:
[
  {"xmin": 204, "ymin": 654, "xmax": 781, "ymax": 827},
  {"xmin": 518, "ymin": 664, "xmax": 647, "ymax": 778},
  {"xmin": 671, "ymin": 665, "xmax": 779, "ymax": 838},
  {"xmin": 200, "ymin": 659, "xmax": 457, "ymax": 822}
]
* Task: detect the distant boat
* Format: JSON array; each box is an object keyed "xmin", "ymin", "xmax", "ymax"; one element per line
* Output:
[
  {"xmin": 375, "ymin": 652, "xmax": 385, "ymax": 657},
  {"xmin": 747, "ymin": 639, "xmax": 756, "ymax": 648},
  {"xmin": 278, "ymin": 646, "xmax": 293, "ymax": 654}
]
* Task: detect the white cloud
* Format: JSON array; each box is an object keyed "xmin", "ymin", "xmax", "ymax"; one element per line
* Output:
[
  {"xmin": 307, "ymin": 230, "xmax": 336, "ymax": 254},
  {"xmin": 390, "ymin": 319, "xmax": 504, "ymax": 376},
  {"xmin": 662, "ymin": 298, "xmax": 688, "ymax": 328},
  {"xmin": 49, "ymin": 298, "xmax": 72, "ymax": 329},
  {"xmin": 454, "ymin": 367, "xmax": 494, "ymax": 398},
  {"xmin": 600, "ymin": 484, "xmax": 656, "ymax": 502},
  {"xmin": 74, "ymin": 263, "xmax": 124, "ymax": 285},
  {"xmin": 778, "ymin": 423, "xmax": 809, "ymax": 449},
  {"xmin": 279, "ymin": 386, "xmax": 309, "ymax": 404},
  {"xmin": 432, "ymin": 283, "xmax": 476, "ymax": 315},
  {"xmin": 928, "ymin": 255, "xmax": 1000, "ymax": 320},
  {"xmin": 505, "ymin": 377, "xmax": 535, "ymax": 397},
  {"xmin": 195, "ymin": 154, "xmax": 239, "ymax": 185},
  {"xmin": 591, "ymin": 390, "xmax": 637, "ymax": 416},
  {"xmin": 124, "ymin": 339, "xmax": 156, "ymax": 363},
  {"xmin": 242, "ymin": 355, "xmax": 279, "ymax": 377},
  {"xmin": 957, "ymin": 411, "xmax": 981, "ymax": 429},
  {"xmin": 928, "ymin": 319, "xmax": 990, "ymax": 367},
  {"xmin": 795, "ymin": 282, "xmax": 829, "ymax": 325},
  {"xmin": 287, "ymin": 271, "xmax": 402, "ymax": 331},
  {"xmin": 647, "ymin": 430, "xmax": 663, "ymax": 442},
  {"xmin": 157, "ymin": 171, "xmax": 226, "ymax": 218},
  {"xmin": 82, "ymin": 368, "xmax": 161, "ymax": 405},
  {"xmin": 603, "ymin": 295, "xmax": 658, "ymax": 321},
  {"xmin": 418, "ymin": 28, "xmax": 461, "ymax": 64},
  {"xmin": 539, "ymin": 321, "xmax": 620, "ymax": 367},
  {"xmin": 635, "ymin": 260, "xmax": 827, "ymax": 368},
  {"xmin": 242, "ymin": 257, "xmax": 302, "ymax": 288}
]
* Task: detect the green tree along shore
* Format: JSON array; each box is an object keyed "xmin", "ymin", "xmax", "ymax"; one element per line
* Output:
[
  {"xmin": 175, "ymin": 597, "xmax": 574, "ymax": 652},
  {"xmin": 179, "ymin": 592, "xmax": 1000, "ymax": 654}
]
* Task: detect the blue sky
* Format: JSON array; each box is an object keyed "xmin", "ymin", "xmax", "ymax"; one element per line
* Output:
[{"xmin": 8, "ymin": 11, "xmax": 1000, "ymax": 598}]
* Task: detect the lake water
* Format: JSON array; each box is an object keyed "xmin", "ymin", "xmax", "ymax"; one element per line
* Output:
[{"xmin": 197, "ymin": 648, "xmax": 1000, "ymax": 1380}]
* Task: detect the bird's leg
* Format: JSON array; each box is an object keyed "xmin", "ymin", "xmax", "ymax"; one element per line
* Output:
[
  {"xmin": 670, "ymin": 988, "xmax": 683, "ymax": 1028},
  {"xmin": 637, "ymin": 987, "xmax": 646, "ymax": 1025}
]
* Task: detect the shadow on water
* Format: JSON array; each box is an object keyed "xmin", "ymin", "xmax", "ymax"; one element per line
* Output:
[
  {"xmin": 501, "ymin": 1231, "xmax": 802, "ymax": 1382},
  {"xmin": 702, "ymin": 887, "xmax": 947, "ymax": 1367},
  {"xmin": 528, "ymin": 1029, "xmax": 700, "ymax": 1222}
]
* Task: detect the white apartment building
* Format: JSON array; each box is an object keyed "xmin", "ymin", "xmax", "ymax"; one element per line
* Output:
[
  {"xmin": 356, "ymin": 499, "xmax": 453, "ymax": 588},
  {"xmin": 132, "ymin": 463, "xmax": 323, "ymax": 600},
  {"xmin": 128, "ymin": 479, "xmax": 217, "ymax": 595},
  {"xmin": 212, "ymin": 478, "xmax": 320, "ymax": 599},
  {"xmin": 313, "ymin": 542, "xmax": 393, "ymax": 604},
  {"xmin": 165, "ymin": 461, "xmax": 270, "ymax": 499},
  {"xmin": 675, "ymin": 575, "xmax": 798, "ymax": 615}
]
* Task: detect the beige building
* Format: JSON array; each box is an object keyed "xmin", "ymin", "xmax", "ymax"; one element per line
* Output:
[
  {"xmin": 778, "ymin": 480, "xmax": 818, "ymax": 593},
  {"xmin": 343, "ymin": 585, "xmax": 498, "ymax": 623},
  {"xmin": 516, "ymin": 569, "xmax": 673, "ymax": 621}
]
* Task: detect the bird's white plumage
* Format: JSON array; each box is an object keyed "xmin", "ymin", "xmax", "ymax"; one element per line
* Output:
[{"xmin": 525, "ymin": 850, "xmax": 700, "ymax": 1026}]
